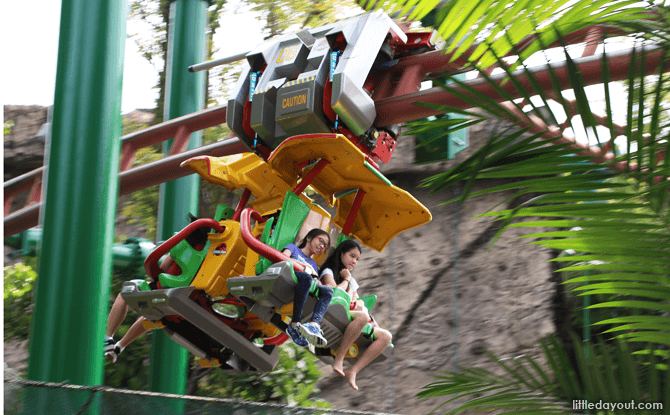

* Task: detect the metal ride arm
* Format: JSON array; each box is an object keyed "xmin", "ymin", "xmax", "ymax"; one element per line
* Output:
[
  {"xmin": 227, "ymin": 11, "xmax": 427, "ymax": 156},
  {"xmin": 144, "ymin": 218, "xmax": 225, "ymax": 282},
  {"xmin": 238, "ymin": 207, "xmax": 307, "ymax": 273}
]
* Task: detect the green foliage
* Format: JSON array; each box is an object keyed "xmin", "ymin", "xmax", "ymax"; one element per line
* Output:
[
  {"xmin": 121, "ymin": 117, "xmax": 150, "ymax": 135},
  {"xmin": 419, "ymin": 334, "xmax": 669, "ymax": 414},
  {"xmin": 4, "ymin": 260, "xmax": 38, "ymax": 342},
  {"xmin": 4, "ymin": 262, "xmax": 37, "ymax": 300},
  {"xmin": 128, "ymin": 0, "xmax": 171, "ymax": 122},
  {"xmin": 195, "ymin": 344, "xmax": 331, "ymax": 408},
  {"xmin": 4, "ymin": 120, "xmax": 15, "ymax": 135},
  {"xmin": 416, "ymin": 5, "xmax": 670, "ymax": 348},
  {"xmin": 121, "ymin": 147, "xmax": 162, "ymax": 239},
  {"xmin": 128, "ymin": 0, "xmax": 229, "ymax": 115},
  {"xmin": 250, "ymin": 0, "xmax": 357, "ymax": 40},
  {"xmin": 373, "ymin": 0, "xmax": 648, "ymax": 70}
]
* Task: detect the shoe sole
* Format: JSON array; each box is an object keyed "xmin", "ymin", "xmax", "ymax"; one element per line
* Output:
[
  {"xmin": 286, "ymin": 327, "xmax": 308, "ymax": 347},
  {"xmin": 299, "ymin": 325, "xmax": 328, "ymax": 348}
]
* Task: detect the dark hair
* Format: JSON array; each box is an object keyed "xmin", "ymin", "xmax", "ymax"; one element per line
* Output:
[
  {"xmin": 297, "ymin": 228, "xmax": 330, "ymax": 249},
  {"xmin": 320, "ymin": 239, "xmax": 362, "ymax": 284},
  {"xmin": 185, "ymin": 213, "xmax": 211, "ymax": 248}
]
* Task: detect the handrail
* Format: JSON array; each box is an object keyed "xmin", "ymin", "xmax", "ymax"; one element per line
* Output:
[
  {"xmin": 4, "ymin": 167, "xmax": 45, "ymax": 195},
  {"xmin": 143, "ymin": 218, "xmax": 225, "ymax": 282},
  {"xmin": 238, "ymin": 208, "xmax": 306, "ymax": 273},
  {"xmin": 120, "ymin": 105, "xmax": 227, "ymax": 147}
]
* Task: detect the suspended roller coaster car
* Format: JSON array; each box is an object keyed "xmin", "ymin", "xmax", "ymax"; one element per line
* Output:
[{"xmin": 121, "ymin": 133, "xmax": 431, "ymax": 374}]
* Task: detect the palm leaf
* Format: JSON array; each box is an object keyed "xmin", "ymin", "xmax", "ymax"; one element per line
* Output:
[
  {"xmin": 419, "ymin": 39, "xmax": 670, "ymax": 346},
  {"xmin": 419, "ymin": 334, "xmax": 667, "ymax": 414}
]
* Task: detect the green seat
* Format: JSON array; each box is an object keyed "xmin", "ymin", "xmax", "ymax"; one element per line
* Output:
[
  {"xmin": 358, "ymin": 294, "xmax": 377, "ymax": 312},
  {"xmin": 159, "ymin": 239, "xmax": 211, "ymax": 288},
  {"xmin": 158, "ymin": 203, "xmax": 233, "ymax": 289},
  {"xmin": 255, "ymin": 191, "xmax": 310, "ymax": 275},
  {"xmin": 214, "ymin": 204, "xmax": 235, "ymax": 221},
  {"xmin": 329, "ymin": 288, "xmax": 384, "ymax": 342}
]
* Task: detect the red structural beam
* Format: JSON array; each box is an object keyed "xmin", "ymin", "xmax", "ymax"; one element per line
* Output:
[
  {"xmin": 4, "ymin": 167, "xmax": 45, "ymax": 216},
  {"xmin": 119, "ymin": 105, "xmax": 228, "ymax": 171},
  {"xmin": 6, "ymin": 105, "xmax": 230, "ymax": 219},
  {"xmin": 293, "ymin": 159, "xmax": 330, "ymax": 195},
  {"xmin": 119, "ymin": 138, "xmax": 246, "ymax": 195},
  {"xmin": 6, "ymin": 47, "xmax": 665, "ymax": 236},
  {"xmin": 374, "ymin": 47, "xmax": 668, "ymax": 126},
  {"xmin": 5, "ymin": 138, "xmax": 246, "ymax": 236},
  {"xmin": 368, "ymin": 23, "xmax": 632, "ymax": 100}
]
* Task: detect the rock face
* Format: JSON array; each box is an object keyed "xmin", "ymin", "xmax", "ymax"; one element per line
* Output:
[
  {"xmin": 314, "ymin": 176, "xmax": 557, "ymax": 414},
  {"xmin": 4, "ymin": 105, "xmax": 49, "ymax": 181},
  {"xmin": 4, "ymin": 110, "xmax": 562, "ymax": 414},
  {"xmin": 314, "ymin": 117, "xmax": 560, "ymax": 413}
]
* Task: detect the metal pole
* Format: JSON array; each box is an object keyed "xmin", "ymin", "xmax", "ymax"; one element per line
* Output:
[
  {"xmin": 188, "ymin": 50, "xmax": 250, "ymax": 73},
  {"xmin": 149, "ymin": 0, "xmax": 208, "ymax": 397},
  {"xmin": 26, "ymin": 0, "xmax": 126, "ymax": 412}
]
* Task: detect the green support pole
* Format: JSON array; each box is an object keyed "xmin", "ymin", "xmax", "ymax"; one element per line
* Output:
[
  {"xmin": 148, "ymin": 0, "xmax": 208, "ymax": 397},
  {"xmin": 26, "ymin": 0, "xmax": 126, "ymax": 412}
]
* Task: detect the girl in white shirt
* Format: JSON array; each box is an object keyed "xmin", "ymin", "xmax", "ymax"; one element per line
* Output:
[{"xmin": 320, "ymin": 239, "xmax": 393, "ymax": 390}]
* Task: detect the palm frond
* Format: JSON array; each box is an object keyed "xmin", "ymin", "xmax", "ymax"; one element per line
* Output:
[
  {"xmin": 366, "ymin": 0, "xmax": 646, "ymax": 69},
  {"xmin": 418, "ymin": 334, "xmax": 666, "ymax": 414},
  {"xmin": 419, "ymin": 32, "xmax": 670, "ymax": 344}
]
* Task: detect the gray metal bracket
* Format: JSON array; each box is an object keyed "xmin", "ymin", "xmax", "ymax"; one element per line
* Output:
[{"xmin": 120, "ymin": 281, "xmax": 279, "ymax": 372}]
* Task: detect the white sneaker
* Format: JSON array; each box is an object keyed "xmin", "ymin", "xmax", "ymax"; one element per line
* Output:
[
  {"xmin": 299, "ymin": 322, "xmax": 328, "ymax": 348},
  {"xmin": 105, "ymin": 342, "xmax": 124, "ymax": 363}
]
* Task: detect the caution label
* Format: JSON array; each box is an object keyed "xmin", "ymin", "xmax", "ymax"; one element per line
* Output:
[
  {"xmin": 277, "ymin": 87, "xmax": 311, "ymax": 117},
  {"xmin": 282, "ymin": 93, "xmax": 307, "ymax": 109}
]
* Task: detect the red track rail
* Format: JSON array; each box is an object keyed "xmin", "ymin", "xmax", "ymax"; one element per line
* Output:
[
  {"xmin": 374, "ymin": 47, "xmax": 667, "ymax": 125},
  {"xmin": 5, "ymin": 25, "xmax": 669, "ymax": 237},
  {"xmin": 4, "ymin": 139, "xmax": 247, "ymax": 236}
]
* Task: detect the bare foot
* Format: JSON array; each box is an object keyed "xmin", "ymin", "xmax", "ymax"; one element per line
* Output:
[
  {"xmin": 332, "ymin": 360, "xmax": 345, "ymax": 377},
  {"xmin": 344, "ymin": 369, "xmax": 359, "ymax": 391}
]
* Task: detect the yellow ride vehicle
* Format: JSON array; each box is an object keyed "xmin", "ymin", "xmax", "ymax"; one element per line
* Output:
[{"xmin": 121, "ymin": 133, "xmax": 431, "ymax": 373}]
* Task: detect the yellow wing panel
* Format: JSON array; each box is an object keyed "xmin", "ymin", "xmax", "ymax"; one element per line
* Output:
[
  {"xmin": 333, "ymin": 185, "xmax": 432, "ymax": 252},
  {"xmin": 183, "ymin": 154, "xmax": 292, "ymax": 216},
  {"xmin": 269, "ymin": 134, "xmax": 432, "ymax": 252}
]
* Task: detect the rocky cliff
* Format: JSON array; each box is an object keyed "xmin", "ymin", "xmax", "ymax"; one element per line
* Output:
[{"xmin": 4, "ymin": 105, "xmax": 49, "ymax": 181}]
